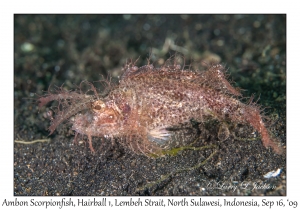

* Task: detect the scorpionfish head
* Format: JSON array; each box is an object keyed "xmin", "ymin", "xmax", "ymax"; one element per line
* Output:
[
  {"xmin": 72, "ymin": 99, "xmax": 122, "ymax": 137},
  {"xmin": 91, "ymin": 100, "xmax": 121, "ymax": 126}
]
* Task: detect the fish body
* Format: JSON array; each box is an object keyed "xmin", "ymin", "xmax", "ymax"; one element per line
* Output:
[{"xmin": 40, "ymin": 63, "xmax": 282, "ymax": 156}]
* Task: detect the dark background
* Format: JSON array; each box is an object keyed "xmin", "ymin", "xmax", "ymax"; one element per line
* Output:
[{"xmin": 14, "ymin": 14, "xmax": 286, "ymax": 196}]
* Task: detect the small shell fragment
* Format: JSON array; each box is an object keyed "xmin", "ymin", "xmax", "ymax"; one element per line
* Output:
[{"xmin": 263, "ymin": 168, "xmax": 282, "ymax": 179}]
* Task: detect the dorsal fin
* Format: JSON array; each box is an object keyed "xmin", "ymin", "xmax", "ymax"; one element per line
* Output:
[
  {"xmin": 193, "ymin": 64, "xmax": 241, "ymax": 96},
  {"xmin": 121, "ymin": 64, "xmax": 155, "ymax": 80},
  {"xmin": 120, "ymin": 62, "xmax": 241, "ymax": 97}
]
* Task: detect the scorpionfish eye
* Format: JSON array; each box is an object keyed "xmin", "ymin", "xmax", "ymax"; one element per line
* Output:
[{"xmin": 92, "ymin": 100, "xmax": 106, "ymax": 112}]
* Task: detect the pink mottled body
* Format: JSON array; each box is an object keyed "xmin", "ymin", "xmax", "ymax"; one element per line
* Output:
[{"xmin": 39, "ymin": 62, "xmax": 282, "ymax": 156}]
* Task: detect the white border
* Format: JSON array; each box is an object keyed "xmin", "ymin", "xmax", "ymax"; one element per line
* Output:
[{"xmin": 2, "ymin": 0, "xmax": 299, "ymax": 209}]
